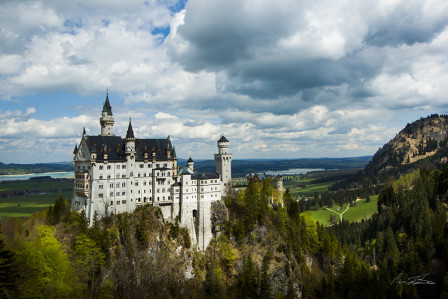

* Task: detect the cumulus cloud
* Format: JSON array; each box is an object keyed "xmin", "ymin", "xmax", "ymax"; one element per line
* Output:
[{"xmin": 1, "ymin": 0, "xmax": 448, "ymax": 163}]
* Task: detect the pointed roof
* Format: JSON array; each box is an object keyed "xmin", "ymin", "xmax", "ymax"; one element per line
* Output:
[
  {"xmin": 126, "ymin": 119, "xmax": 135, "ymax": 139},
  {"xmin": 73, "ymin": 144, "xmax": 78, "ymax": 154},
  {"xmin": 218, "ymin": 135, "xmax": 229, "ymax": 143},
  {"xmin": 187, "ymin": 157, "xmax": 194, "ymax": 163},
  {"xmin": 102, "ymin": 92, "xmax": 113, "ymax": 115}
]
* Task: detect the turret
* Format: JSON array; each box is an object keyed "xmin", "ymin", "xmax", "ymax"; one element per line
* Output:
[
  {"xmin": 187, "ymin": 157, "xmax": 194, "ymax": 173},
  {"xmin": 100, "ymin": 92, "xmax": 115, "ymax": 136},
  {"xmin": 125, "ymin": 119, "xmax": 135, "ymax": 157},
  {"xmin": 73, "ymin": 144, "xmax": 78, "ymax": 160},
  {"xmin": 275, "ymin": 175, "xmax": 283, "ymax": 192},
  {"xmin": 214, "ymin": 135, "xmax": 232, "ymax": 195},
  {"xmin": 217, "ymin": 135, "xmax": 229, "ymax": 154}
]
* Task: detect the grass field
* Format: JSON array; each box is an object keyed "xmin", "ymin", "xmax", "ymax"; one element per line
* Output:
[
  {"xmin": 290, "ymin": 181, "xmax": 335, "ymax": 197},
  {"xmin": 306, "ymin": 195, "xmax": 378, "ymax": 226},
  {"xmin": 0, "ymin": 190, "xmax": 72, "ymax": 219},
  {"xmin": 0, "ymin": 179, "xmax": 73, "ymax": 193}
]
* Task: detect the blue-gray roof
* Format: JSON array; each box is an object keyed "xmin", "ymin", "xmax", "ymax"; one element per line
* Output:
[{"xmin": 83, "ymin": 135, "xmax": 176, "ymax": 162}]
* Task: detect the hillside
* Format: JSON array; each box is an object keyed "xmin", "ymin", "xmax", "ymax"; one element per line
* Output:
[
  {"xmin": 334, "ymin": 114, "xmax": 448, "ymax": 188},
  {"xmin": 0, "ymin": 162, "xmax": 73, "ymax": 175}
]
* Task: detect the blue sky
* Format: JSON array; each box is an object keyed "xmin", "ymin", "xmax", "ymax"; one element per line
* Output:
[{"xmin": 1, "ymin": 0, "xmax": 448, "ymax": 163}]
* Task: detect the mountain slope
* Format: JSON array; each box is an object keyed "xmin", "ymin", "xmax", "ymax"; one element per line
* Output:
[{"xmin": 335, "ymin": 114, "xmax": 448, "ymax": 188}]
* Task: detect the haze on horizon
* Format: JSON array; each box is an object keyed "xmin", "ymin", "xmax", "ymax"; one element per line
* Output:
[{"xmin": 1, "ymin": 0, "xmax": 448, "ymax": 164}]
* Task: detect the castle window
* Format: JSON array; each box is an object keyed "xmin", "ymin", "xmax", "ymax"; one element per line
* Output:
[
  {"xmin": 116, "ymin": 201, "xmax": 120, "ymax": 205},
  {"xmin": 107, "ymin": 175, "xmax": 111, "ymax": 179},
  {"xmin": 122, "ymin": 174, "xmax": 126, "ymax": 178},
  {"xmin": 122, "ymin": 191, "xmax": 125, "ymax": 196},
  {"xmin": 156, "ymin": 164, "xmax": 160, "ymax": 168},
  {"xmin": 140, "ymin": 164, "xmax": 144, "ymax": 168},
  {"xmin": 117, "ymin": 165, "xmax": 120, "ymax": 169},
  {"xmin": 162, "ymin": 188, "xmax": 165, "ymax": 192},
  {"xmin": 163, "ymin": 196, "xmax": 165, "ymax": 200},
  {"xmin": 138, "ymin": 190, "xmax": 141, "ymax": 194},
  {"xmin": 116, "ymin": 174, "xmax": 119, "ymax": 178},
  {"xmin": 138, "ymin": 173, "xmax": 141, "ymax": 177},
  {"xmin": 123, "ymin": 200, "xmax": 126, "ymax": 204},
  {"xmin": 99, "ymin": 185, "xmax": 103, "ymax": 189},
  {"xmin": 99, "ymin": 175, "xmax": 103, "ymax": 179},
  {"xmin": 122, "ymin": 183, "xmax": 125, "ymax": 187},
  {"xmin": 164, "ymin": 163, "xmax": 167, "ymax": 167},
  {"xmin": 107, "ymin": 165, "xmax": 111, "ymax": 170},
  {"xmin": 116, "ymin": 183, "xmax": 119, "ymax": 188},
  {"xmin": 110, "ymin": 183, "xmax": 113, "ymax": 188},
  {"xmin": 116, "ymin": 192, "xmax": 120, "ymax": 196},
  {"xmin": 130, "ymin": 172, "xmax": 133, "ymax": 176},
  {"xmin": 143, "ymin": 181, "xmax": 146, "ymax": 186},
  {"xmin": 144, "ymin": 173, "xmax": 146, "ymax": 177},
  {"xmin": 99, "ymin": 165, "xmax": 103, "ymax": 170},
  {"xmin": 157, "ymin": 188, "xmax": 160, "ymax": 193},
  {"xmin": 110, "ymin": 192, "xmax": 113, "ymax": 197},
  {"xmin": 122, "ymin": 165, "xmax": 126, "ymax": 169},
  {"xmin": 135, "ymin": 182, "xmax": 139, "ymax": 186},
  {"xmin": 99, "ymin": 193, "xmax": 103, "ymax": 198},
  {"xmin": 110, "ymin": 201, "xmax": 113, "ymax": 205}
]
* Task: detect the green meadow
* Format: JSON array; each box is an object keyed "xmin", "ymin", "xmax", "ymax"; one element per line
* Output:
[
  {"xmin": 306, "ymin": 195, "xmax": 378, "ymax": 226},
  {"xmin": 0, "ymin": 191, "xmax": 73, "ymax": 219},
  {"xmin": 0, "ymin": 179, "xmax": 73, "ymax": 219}
]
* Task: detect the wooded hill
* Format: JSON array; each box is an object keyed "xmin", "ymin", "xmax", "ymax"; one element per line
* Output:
[
  {"xmin": 1, "ymin": 168, "xmax": 447, "ymax": 298},
  {"xmin": 334, "ymin": 114, "xmax": 448, "ymax": 189}
]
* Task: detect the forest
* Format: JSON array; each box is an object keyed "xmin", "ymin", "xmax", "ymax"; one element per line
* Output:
[{"xmin": 0, "ymin": 164, "xmax": 447, "ymax": 298}]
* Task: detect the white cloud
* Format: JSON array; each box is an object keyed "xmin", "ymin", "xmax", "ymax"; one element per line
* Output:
[{"xmin": 1, "ymin": 0, "xmax": 448, "ymax": 163}]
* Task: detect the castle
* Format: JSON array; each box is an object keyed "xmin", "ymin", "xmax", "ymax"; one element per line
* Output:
[{"xmin": 71, "ymin": 94, "xmax": 232, "ymax": 251}]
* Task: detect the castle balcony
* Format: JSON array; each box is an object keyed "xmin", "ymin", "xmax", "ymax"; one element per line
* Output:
[{"xmin": 75, "ymin": 171, "xmax": 90, "ymax": 197}]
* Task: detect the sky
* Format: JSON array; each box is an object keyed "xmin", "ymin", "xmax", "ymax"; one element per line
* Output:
[{"xmin": 1, "ymin": 0, "xmax": 448, "ymax": 163}]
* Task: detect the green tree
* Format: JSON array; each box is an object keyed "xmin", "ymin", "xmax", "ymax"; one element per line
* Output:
[
  {"xmin": 0, "ymin": 239, "xmax": 18, "ymax": 298},
  {"xmin": 15, "ymin": 225, "xmax": 81, "ymax": 297},
  {"xmin": 73, "ymin": 233, "xmax": 106, "ymax": 296}
]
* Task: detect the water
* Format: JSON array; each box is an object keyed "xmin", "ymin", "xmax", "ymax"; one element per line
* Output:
[
  {"xmin": 264, "ymin": 168, "xmax": 325, "ymax": 176},
  {"xmin": 0, "ymin": 172, "xmax": 74, "ymax": 182}
]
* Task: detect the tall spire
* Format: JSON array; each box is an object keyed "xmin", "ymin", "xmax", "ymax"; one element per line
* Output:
[
  {"xmin": 102, "ymin": 90, "xmax": 113, "ymax": 116},
  {"xmin": 126, "ymin": 118, "xmax": 135, "ymax": 139},
  {"xmin": 100, "ymin": 91, "xmax": 114, "ymax": 136}
]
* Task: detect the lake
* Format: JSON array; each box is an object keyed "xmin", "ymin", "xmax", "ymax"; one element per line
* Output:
[
  {"xmin": 264, "ymin": 168, "xmax": 325, "ymax": 176},
  {"xmin": 0, "ymin": 172, "xmax": 74, "ymax": 182}
]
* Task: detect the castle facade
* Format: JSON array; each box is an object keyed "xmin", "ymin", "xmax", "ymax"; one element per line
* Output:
[{"xmin": 71, "ymin": 95, "xmax": 232, "ymax": 251}]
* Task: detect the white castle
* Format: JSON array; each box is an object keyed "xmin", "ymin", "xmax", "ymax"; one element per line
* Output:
[{"xmin": 71, "ymin": 94, "xmax": 232, "ymax": 251}]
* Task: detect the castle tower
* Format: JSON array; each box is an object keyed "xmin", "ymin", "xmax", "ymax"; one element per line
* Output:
[
  {"xmin": 275, "ymin": 175, "xmax": 283, "ymax": 191},
  {"xmin": 274, "ymin": 175, "xmax": 284, "ymax": 205},
  {"xmin": 187, "ymin": 157, "xmax": 194, "ymax": 173},
  {"xmin": 125, "ymin": 119, "xmax": 136, "ymax": 212},
  {"xmin": 214, "ymin": 135, "xmax": 232, "ymax": 195},
  {"xmin": 125, "ymin": 119, "xmax": 135, "ymax": 157},
  {"xmin": 100, "ymin": 92, "xmax": 114, "ymax": 136}
]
